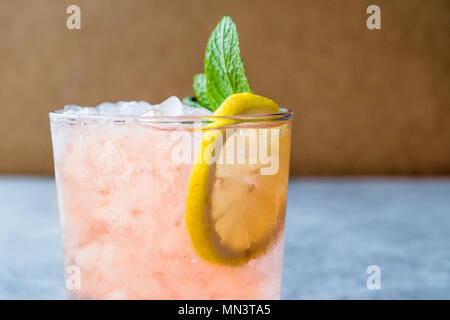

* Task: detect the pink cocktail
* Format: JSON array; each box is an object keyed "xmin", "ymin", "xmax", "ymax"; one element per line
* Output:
[{"xmin": 50, "ymin": 98, "xmax": 292, "ymax": 299}]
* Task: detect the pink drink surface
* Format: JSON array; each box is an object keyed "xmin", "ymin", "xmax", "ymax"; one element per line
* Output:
[{"xmin": 50, "ymin": 118, "xmax": 286, "ymax": 299}]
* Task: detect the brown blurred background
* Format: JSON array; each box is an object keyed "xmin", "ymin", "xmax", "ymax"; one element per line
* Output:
[{"xmin": 0, "ymin": 0, "xmax": 449, "ymax": 176}]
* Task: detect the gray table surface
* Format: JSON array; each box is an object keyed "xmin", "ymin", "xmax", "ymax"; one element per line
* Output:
[{"xmin": 0, "ymin": 176, "xmax": 449, "ymax": 299}]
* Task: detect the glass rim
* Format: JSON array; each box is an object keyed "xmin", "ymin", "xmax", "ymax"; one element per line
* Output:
[{"xmin": 49, "ymin": 108, "xmax": 293, "ymax": 123}]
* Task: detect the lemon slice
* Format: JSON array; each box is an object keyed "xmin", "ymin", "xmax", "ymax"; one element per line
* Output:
[{"xmin": 185, "ymin": 93, "xmax": 288, "ymax": 265}]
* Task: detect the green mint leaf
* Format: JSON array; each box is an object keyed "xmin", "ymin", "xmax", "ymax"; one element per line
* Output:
[
  {"xmin": 193, "ymin": 73, "xmax": 209, "ymax": 107},
  {"xmin": 204, "ymin": 15, "xmax": 251, "ymax": 109},
  {"xmin": 182, "ymin": 96, "xmax": 213, "ymax": 111}
]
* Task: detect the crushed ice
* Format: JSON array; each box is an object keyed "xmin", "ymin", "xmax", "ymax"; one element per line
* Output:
[{"xmin": 61, "ymin": 96, "xmax": 212, "ymax": 117}]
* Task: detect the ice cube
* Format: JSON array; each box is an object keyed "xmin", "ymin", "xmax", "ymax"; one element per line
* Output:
[
  {"xmin": 181, "ymin": 104, "xmax": 213, "ymax": 116},
  {"xmin": 63, "ymin": 105, "xmax": 83, "ymax": 114},
  {"xmin": 137, "ymin": 101, "xmax": 153, "ymax": 112},
  {"xmin": 97, "ymin": 102, "xmax": 121, "ymax": 116},
  {"xmin": 119, "ymin": 101, "xmax": 153, "ymax": 116},
  {"xmin": 79, "ymin": 107, "xmax": 97, "ymax": 115},
  {"xmin": 158, "ymin": 96, "xmax": 183, "ymax": 116},
  {"xmin": 142, "ymin": 110, "xmax": 154, "ymax": 117},
  {"xmin": 63, "ymin": 105, "xmax": 97, "ymax": 115}
]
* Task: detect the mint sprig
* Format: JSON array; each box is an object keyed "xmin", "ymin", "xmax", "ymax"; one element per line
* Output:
[
  {"xmin": 193, "ymin": 73, "xmax": 209, "ymax": 107},
  {"xmin": 181, "ymin": 96, "xmax": 203, "ymax": 108},
  {"xmin": 205, "ymin": 16, "xmax": 252, "ymax": 108},
  {"xmin": 184, "ymin": 15, "xmax": 251, "ymax": 111}
]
